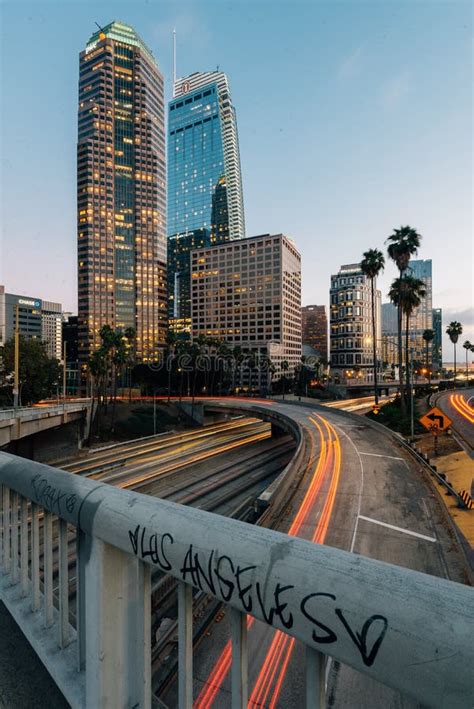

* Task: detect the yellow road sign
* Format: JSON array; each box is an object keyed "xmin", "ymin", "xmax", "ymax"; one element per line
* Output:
[{"xmin": 419, "ymin": 407, "xmax": 453, "ymax": 433}]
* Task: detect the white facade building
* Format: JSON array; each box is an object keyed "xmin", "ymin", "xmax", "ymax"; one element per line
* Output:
[{"xmin": 330, "ymin": 264, "xmax": 381, "ymax": 379}]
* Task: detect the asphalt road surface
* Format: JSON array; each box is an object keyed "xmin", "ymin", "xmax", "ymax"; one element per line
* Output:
[
  {"xmin": 180, "ymin": 400, "xmax": 468, "ymax": 709},
  {"xmin": 435, "ymin": 388, "xmax": 474, "ymax": 458}
]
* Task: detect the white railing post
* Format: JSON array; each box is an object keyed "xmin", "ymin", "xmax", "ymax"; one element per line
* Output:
[
  {"xmin": 30, "ymin": 502, "xmax": 40, "ymax": 611},
  {"xmin": 10, "ymin": 491, "xmax": 18, "ymax": 584},
  {"xmin": 58, "ymin": 519, "xmax": 69, "ymax": 648},
  {"xmin": 178, "ymin": 581, "xmax": 193, "ymax": 709},
  {"xmin": 305, "ymin": 646, "xmax": 326, "ymax": 709},
  {"xmin": 20, "ymin": 496, "xmax": 28, "ymax": 596},
  {"xmin": 43, "ymin": 510, "xmax": 54, "ymax": 627},
  {"xmin": 230, "ymin": 608, "xmax": 248, "ymax": 709},
  {"xmin": 84, "ymin": 535, "xmax": 151, "ymax": 709}
]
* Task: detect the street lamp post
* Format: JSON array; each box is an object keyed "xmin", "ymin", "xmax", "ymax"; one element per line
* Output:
[{"xmin": 410, "ymin": 347, "xmax": 415, "ymax": 440}]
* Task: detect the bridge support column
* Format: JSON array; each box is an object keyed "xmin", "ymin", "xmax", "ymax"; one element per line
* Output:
[{"xmin": 83, "ymin": 536, "xmax": 151, "ymax": 708}]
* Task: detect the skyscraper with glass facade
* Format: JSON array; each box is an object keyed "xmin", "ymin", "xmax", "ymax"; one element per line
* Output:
[
  {"xmin": 432, "ymin": 308, "xmax": 443, "ymax": 371},
  {"xmin": 406, "ymin": 259, "xmax": 433, "ymax": 364},
  {"xmin": 77, "ymin": 21, "xmax": 167, "ymax": 368},
  {"xmin": 168, "ymin": 71, "xmax": 245, "ymax": 335}
]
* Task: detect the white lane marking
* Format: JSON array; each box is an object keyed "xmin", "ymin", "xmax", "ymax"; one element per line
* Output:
[
  {"xmin": 358, "ymin": 515, "xmax": 437, "ymax": 543},
  {"xmin": 358, "ymin": 452, "xmax": 404, "ymax": 461},
  {"xmin": 330, "ymin": 423, "xmax": 365, "ymax": 554}
]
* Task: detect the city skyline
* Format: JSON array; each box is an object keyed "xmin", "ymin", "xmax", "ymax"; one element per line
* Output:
[{"xmin": 0, "ymin": 1, "xmax": 472, "ymax": 357}]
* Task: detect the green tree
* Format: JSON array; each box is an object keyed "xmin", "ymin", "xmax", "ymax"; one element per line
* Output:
[
  {"xmin": 386, "ymin": 225, "xmax": 422, "ymax": 411},
  {"xmin": 0, "ymin": 337, "xmax": 61, "ymax": 406},
  {"xmin": 446, "ymin": 322, "xmax": 463, "ymax": 388},
  {"xmin": 421, "ymin": 328, "xmax": 434, "ymax": 382},
  {"xmin": 389, "ymin": 276, "xmax": 426, "ymax": 395},
  {"xmin": 360, "ymin": 248, "xmax": 385, "ymax": 405}
]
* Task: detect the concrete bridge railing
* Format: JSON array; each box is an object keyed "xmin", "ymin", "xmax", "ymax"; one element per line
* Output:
[{"xmin": 0, "ymin": 414, "xmax": 473, "ymax": 707}]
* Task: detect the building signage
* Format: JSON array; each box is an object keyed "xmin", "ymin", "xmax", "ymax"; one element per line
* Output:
[{"xmin": 18, "ymin": 298, "xmax": 41, "ymax": 308}]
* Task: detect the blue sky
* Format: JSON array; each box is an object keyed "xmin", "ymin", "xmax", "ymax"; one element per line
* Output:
[{"xmin": 0, "ymin": 0, "xmax": 472, "ymax": 355}]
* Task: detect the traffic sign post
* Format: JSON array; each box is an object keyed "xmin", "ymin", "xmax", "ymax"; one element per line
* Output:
[
  {"xmin": 419, "ymin": 407, "xmax": 453, "ymax": 434},
  {"xmin": 419, "ymin": 407, "xmax": 453, "ymax": 458}
]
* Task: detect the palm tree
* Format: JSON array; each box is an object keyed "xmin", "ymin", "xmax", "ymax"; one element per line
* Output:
[
  {"xmin": 360, "ymin": 249, "xmax": 385, "ymax": 405},
  {"xmin": 389, "ymin": 276, "xmax": 426, "ymax": 399},
  {"xmin": 422, "ymin": 328, "xmax": 435, "ymax": 382},
  {"xmin": 462, "ymin": 339, "xmax": 471, "ymax": 387},
  {"xmin": 281, "ymin": 360, "xmax": 289, "ymax": 400},
  {"xmin": 446, "ymin": 322, "xmax": 463, "ymax": 388},
  {"xmin": 386, "ymin": 225, "xmax": 422, "ymax": 411}
]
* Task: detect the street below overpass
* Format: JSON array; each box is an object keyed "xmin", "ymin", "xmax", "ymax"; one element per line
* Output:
[
  {"xmin": 162, "ymin": 398, "xmax": 470, "ymax": 709},
  {"xmin": 435, "ymin": 387, "xmax": 474, "ymax": 458}
]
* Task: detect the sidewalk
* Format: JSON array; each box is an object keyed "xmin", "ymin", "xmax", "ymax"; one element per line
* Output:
[
  {"xmin": 0, "ymin": 602, "xmax": 69, "ymax": 708},
  {"xmin": 415, "ymin": 431, "xmax": 474, "ymax": 572}
]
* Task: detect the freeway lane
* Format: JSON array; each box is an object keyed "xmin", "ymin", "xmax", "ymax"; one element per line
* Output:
[
  {"xmin": 435, "ymin": 388, "xmax": 474, "ymax": 458},
  {"xmin": 170, "ymin": 400, "xmax": 469, "ymax": 709}
]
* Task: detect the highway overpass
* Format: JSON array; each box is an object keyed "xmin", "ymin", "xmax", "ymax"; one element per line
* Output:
[{"xmin": 0, "ymin": 398, "xmax": 472, "ymax": 708}]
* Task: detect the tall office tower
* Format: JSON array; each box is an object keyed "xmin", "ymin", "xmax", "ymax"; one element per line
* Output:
[
  {"xmin": 406, "ymin": 259, "xmax": 433, "ymax": 364},
  {"xmin": 330, "ymin": 264, "xmax": 381, "ymax": 379},
  {"xmin": 77, "ymin": 22, "xmax": 167, "ymax": 369},
  {"xmin": 301, "ymin": 305, "xmax": 328, "ymax": 359},
  {"xmin": 168, "ymin": 71, "xmax": 245, "ymax": 335},
  {"xmin": 190, "ymin": 234, "xmax": 301, "ymax": 390},
  {"xmin": 432, "ymin": 308, "xmax": 443, "ymax": 371}
]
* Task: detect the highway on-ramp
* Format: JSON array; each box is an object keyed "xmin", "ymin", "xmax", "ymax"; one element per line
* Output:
[
  {"xmin": 435, "ymin": 388, "xmax": 474, "ymax": 458},
  {"xmin": 159, "ymin": 398, "xmax": 469, "ymax": 709}
]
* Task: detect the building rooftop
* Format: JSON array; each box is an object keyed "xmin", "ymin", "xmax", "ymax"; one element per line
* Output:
[{"xmin": 85, "ymin": 21, "xmax": 155, "ymax": 64}]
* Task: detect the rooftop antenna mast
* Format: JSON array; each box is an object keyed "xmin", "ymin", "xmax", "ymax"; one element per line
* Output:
[{"xmin": 173, "ymin": 28, "xmax": 177, "ymax": 97}]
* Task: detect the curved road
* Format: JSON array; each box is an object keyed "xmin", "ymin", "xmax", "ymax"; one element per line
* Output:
[
  {"xmin": 435, "ymin": 388, "xmax": 474, "ymax": 458},
  {"xmin": 160, "ymin": 398, "xmax": 469, "ymax": 709}
]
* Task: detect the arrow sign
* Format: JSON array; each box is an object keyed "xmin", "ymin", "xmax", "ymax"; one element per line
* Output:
[{"xmin": 419, "ymin": 407, "xmax": 453, "ymax": 433}]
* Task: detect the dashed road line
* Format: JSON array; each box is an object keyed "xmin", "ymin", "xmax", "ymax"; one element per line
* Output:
[{"xmin": 358, "ymin": 515, "xmax": 437, "ymax": 543}]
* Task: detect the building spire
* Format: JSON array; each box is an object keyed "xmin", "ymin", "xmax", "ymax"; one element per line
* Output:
[{"xmin": 173, "ymin": 28, "xmax": 177, "ymax": 97}]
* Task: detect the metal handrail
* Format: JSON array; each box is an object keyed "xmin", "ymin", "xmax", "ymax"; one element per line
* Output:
[{"xmin": 0, "ymin": 447, "xmax": 473, "ymax": 709}]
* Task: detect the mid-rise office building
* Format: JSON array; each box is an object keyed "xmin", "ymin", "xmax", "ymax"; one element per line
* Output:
[
  {"xmin": 168, "ymin": 71, "xmax": 245, "ymax": 335},
  {"xmin": 330, "ymin": 264, "xmax": 381, "ymax": 378},
  {"xmin": 432, "ymin": 308, "xmax": 442, "ymax": 371},
  {"xmin": 0, "ymin": 286, "xmax": 62, "ymax": 359},
  {"xmin": 42, "ymin": 301, "xmax": 63, "ymax": 360},
  {"xmin": 381, "ymin": 302, "xmax": 398, "ymax": 366},
  {"xmin": 406, "ymin": 259, "xmax": 433, "ymax": 364},
  {"xmin": 62, "ymin": 314, "xmax": 80, "ymax": 394},
  {"xmin": 77, "ymin": 21, "xmax": 167, "ymax": 367},
  {"xmin": 190, "ymin": 234, "xmax": 301, "ymax": 389},
  {"xmin": 301, "ymin": 305, "xmax": 328, "ymax": 360}
]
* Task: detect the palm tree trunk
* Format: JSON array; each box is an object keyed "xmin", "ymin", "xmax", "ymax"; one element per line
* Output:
[
  {"xmin": 405, "ymin": 311, "xmax": 410, "ymax": 398},
  {"xmin": 371, "ymin": 277, "xmax": 378, "ymax": 404},
  {"xmin": 453, "ymin": 344, "xmax": 456, "ymax": 389}
]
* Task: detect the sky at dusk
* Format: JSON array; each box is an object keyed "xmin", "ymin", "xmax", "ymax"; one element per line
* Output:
[{"xmin": 0, "ymin": 0, "xmax": 472, "ymax": 357}]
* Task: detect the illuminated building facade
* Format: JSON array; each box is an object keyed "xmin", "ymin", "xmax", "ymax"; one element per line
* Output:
[
  {"xmin": 190, "ymin": 234, "xmax": 301, "ymax": 388},
  {"xmin": 301, "ymin": 305, "xmax": 328, "ymax": 359},
  {"xmin": 168, "ymin": 71, "xmax": 245, "ymax": 335},
  {"xmin": 330, "ymin": 264, "xmax": 381, "ymax": 379},
  {"xmin": 77, "ymin": 21, "xmax": 167, "ymax": 368},
  {"xmin": 406, "ymin": 259, "xmax": 433, "ymax": 364},
  {"xmin": 0, "ymin": 286, "xmax": 62, "ymax": 360},
  {"xmin": 432, "ymin": 308, "xmax": 442, "ymax": 371}
]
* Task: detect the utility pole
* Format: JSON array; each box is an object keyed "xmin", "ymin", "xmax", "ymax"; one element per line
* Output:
[
  {"xmin": 63, "ymin": 341, "xmax": 67, "ymax": 400},
  {"xmin": 153, "ymin": 390, "xmax": 157, "ymax": 436},
  {"xmin": 410, "ymin": 347, "xmax": 415, "ymax": 440},
  {"xmin": 13, "ymin": 304, "xmax": 20, "ymax": 408}
]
